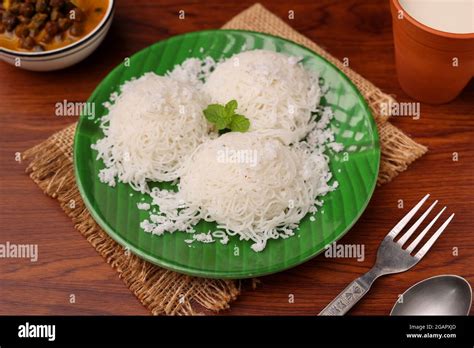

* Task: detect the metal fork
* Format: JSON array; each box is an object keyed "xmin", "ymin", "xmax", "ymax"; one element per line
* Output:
[{"xmin": 319, "ymin": 194, "xmax": 455, "ymax": 316}]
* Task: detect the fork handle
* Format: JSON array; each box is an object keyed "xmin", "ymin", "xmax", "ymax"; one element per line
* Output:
[{"xmin": 319, "ymin": 268, "xmax": 380, "ymax": 316}]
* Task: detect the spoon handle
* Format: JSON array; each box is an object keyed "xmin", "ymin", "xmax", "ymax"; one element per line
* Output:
[{"xmin": 319, "ymin": 268, "xmax": 380, "ymax": 316}]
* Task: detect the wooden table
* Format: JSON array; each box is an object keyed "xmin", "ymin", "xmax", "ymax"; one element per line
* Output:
[{"xmin": 1, "ymin": 0, "xmax": 473, "ymax": 316}]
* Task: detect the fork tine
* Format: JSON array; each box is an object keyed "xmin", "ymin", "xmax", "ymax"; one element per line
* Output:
[
  {"xmin": 414, "ymin": 213, "xmax": 455, "ymax": 259},
  {"xmin": 406, "ymin": 207, "xmax": 446, "ymax": 253},
  {"xmin": 388, "ymin": 194, "xmax": 430, "ymax": 239},
  {"xmin": 397, "ymin": 200, "xmax": 438, "ymax": 246}
]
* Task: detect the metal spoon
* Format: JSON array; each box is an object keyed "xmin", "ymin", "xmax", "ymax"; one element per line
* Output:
[{"xmin": 390, "ymin": 275, "xmax": 472, "ymax": 315}]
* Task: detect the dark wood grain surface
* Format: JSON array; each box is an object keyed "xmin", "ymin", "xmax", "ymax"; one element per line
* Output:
[{"xmin": 1, "ymin": 0, "xmax": 473, "ymax": 316}]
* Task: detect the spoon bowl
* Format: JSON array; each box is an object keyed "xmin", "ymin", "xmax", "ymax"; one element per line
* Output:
[{"xmin": 390, "ymin": 275, "xmax": 472, "ymax": 315}]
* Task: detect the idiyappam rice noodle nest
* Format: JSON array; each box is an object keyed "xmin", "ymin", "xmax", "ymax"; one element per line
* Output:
[{"xmin": 92, "ymin": 49, "xmax": 342, "ymax": 252}]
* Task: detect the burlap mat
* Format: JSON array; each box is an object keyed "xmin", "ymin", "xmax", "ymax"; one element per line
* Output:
[{"xmin": 23, "ymin": 3, "xmax": 427, "ymax": 315}]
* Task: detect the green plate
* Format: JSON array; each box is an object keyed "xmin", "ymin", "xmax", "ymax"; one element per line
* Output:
[{"xmin": 74, "ymin": 30, "xmax": 380, "ymax": 279}]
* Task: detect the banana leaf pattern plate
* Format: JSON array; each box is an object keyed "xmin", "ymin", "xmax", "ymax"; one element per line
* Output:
[{"xmin": 74, "ymin": 30, "xmax": 380, "ymax": 279}]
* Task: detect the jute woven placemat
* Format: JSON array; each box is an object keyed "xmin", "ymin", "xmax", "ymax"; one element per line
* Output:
[{"xmin": 23, "ymin": 3, "xmax": 427, "ymax": 315}]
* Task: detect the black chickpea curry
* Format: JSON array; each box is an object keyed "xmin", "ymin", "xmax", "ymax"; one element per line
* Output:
[{"xmin": 0, "ymin": 0, "xmax": 108, "ymax": 52}]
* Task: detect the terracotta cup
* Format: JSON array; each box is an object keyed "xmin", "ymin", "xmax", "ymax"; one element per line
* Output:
[{"xmin": 390, "ymin": 0, "xmax": 474, "ymax": 104}]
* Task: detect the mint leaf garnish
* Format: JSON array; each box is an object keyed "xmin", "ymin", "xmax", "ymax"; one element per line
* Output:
[
  {"xmin": 203, "ymin": 104, "xmax": 225, "ymax": 123},
  {"xmin": 225, "ymin": 100, "xmax": 238, "ymax": 115},
  {"xmin": 203, "ymin": 100, "xmax": 250, "ymax": 133},
  {"xmin": 229, "ymin": 114, "xmax": 250, "ymax": 132}
]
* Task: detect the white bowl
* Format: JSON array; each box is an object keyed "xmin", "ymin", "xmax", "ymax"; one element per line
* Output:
[{"xmin": 0, "ymin": 0, "xmax": 115, "ymax": 71}]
